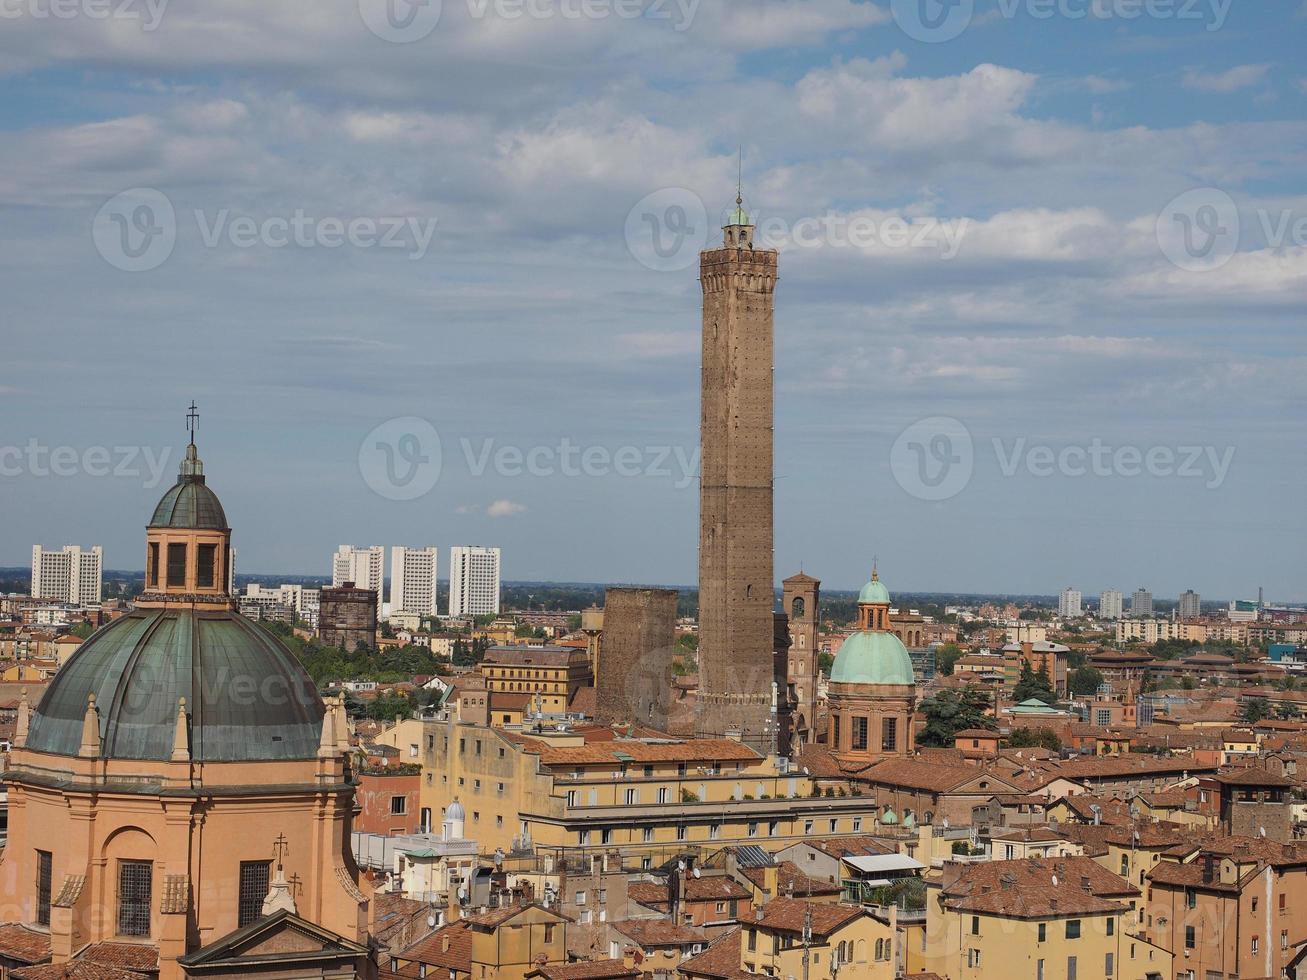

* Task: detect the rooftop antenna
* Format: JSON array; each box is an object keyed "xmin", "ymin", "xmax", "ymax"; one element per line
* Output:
[{"xmin": 736, "ymin": 145, "xmax": 743, "ymax": 210}]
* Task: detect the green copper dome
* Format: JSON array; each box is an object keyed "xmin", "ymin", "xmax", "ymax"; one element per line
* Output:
[
  {"xmin": 25, "ymin": 608, "xmax": 324, "ymax": 762},
  {"xmin": 829, "ymin": 631, "xmax": 915, "ymax": 686},
  {"xmin": 149, "ymin": 443, "xmax": 228, "ymax": 530},
  {"xmin": 858, "ymin": 578, "xmax": 890, "ymax": 604}
]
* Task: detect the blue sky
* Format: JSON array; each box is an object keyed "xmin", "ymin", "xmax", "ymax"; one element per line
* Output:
[{"xmin": 1, "ymin": 0, "xmax": 1304, "ymax": 601}]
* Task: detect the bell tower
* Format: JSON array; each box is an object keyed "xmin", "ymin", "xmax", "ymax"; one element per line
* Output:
[{"xmin": 694, "ymin": 192, "xmax": 780, "ymax": 755}]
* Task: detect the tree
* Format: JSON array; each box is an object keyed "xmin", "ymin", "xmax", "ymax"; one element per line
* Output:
[
  {"xmin": 1013, "ymin": 660, "xmax": 1056, "ymax": 704},
  {"xmin": 818, "ymin": 652, "xmax": 835, "ymax": 676},
  {"xmin": 1275, "ymin": 701, "xmax": 1301, "ymax": 721},
  {"xmin": 935, "ymin": 643, "xmax": 964, "ymax": 676},
  {"xmin": 1069, "ymin": 666, "xmax": 1104, "ymax": 697},
  {"xmin": 918, "ymin": 688, "xmax": 997, "ymax": 747},
  {"xmin": 70, "ymin": 621, "xmax": 96, "ymax": 639},
  {"xmin": 1181, "ymin": 676, "xmax": 1196, "ymax": 691},
  {"xmin": 1005, "ymin": 727, "xmax": 1062, "ymax": 751},
  {"xmin": 1241, "ymin": 697, "xmax": 1271, "ymax": 724}
]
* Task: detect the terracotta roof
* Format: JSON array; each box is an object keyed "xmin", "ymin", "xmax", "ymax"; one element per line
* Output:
[
  {"xmin": 955, "ymin": 728, "xmax": 1001, "ymax": 738},
  {"xmin": 800, "ymin": 837, "xmax": 894, "ymax": 859},
  {"xmin": 679, "ymin": 928, "xmax": 754, "ymax": 980},
  {"xmin": 860, "ymin": 758, "xmax": 1008, "ymax": 793},
  {"xmin": 77, "ymin": 944, "xmax": 159, "ymax": 971},
  {"xmin": 0, "ymin": 923, "xmax": 52, "ymax": 964},
  {"xmin": 610, "ymin": 919, "xmax": 706, "ymax": 947},
  {"xmin": 1147, "ymin": 859, "xmax": 1240, "ymax": 892},
  {"xmin": 741, "ymin": 862, "xmax": 842, "ymax": 898},
  {"xmin": 1211, "ymin": 767, "xmax": 1295, "ymax": 787},
  {"xmin": 527, "ymin": 960, "xmax": 641, "ymax": 980},
  {"xmin": 940, "ymin": 857, "xmax": 1136, "ymax": 919},
  {"xmin": 750, "ymin": 899, "xmax": 865, "ymax": 938},
  {"xmin": 12, "ymin": 965, "xmax": 146, "ymax": 980},
  {"xmin": 398, "ymin": 922, "xmax": 472, "ymax": 972},
  {"xmin": 628, "ymin": 876, "xmax": 751, "ymax": 909}
]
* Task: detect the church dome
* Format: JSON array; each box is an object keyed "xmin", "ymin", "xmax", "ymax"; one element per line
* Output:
[
  {"xmin": 24, "ymin": 607, "xmax": 325, "ymax": 762},
  {"xmin": 150, "ymin": 478, "xmax": 228, "ymax": 530},
  {"xmin": 858, "ymin": 577, "xmax": 890, "ymax": 605},
  {"xmin": 149, "ymin": 442, "xmax": 228, "ymax": 529},
  {"xmin": 829, "ymin": 631, "xmax": 915, "ymax": 686}
]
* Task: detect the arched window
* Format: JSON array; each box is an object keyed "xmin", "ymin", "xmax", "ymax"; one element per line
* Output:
[{"xmin": 792, "ymin": 597, "xmax": 805, "ymax": 620}]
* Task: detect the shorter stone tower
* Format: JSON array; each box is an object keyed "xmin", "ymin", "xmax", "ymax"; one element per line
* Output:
[{"xmin": 597, "ymin": 587, "xmax": 678, "ymax": 729}]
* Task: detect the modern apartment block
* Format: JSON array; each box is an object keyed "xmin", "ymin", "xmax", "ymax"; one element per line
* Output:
[
  {"xmin": 448, "ymin": 546, "xmax": 501, "ymax": 617},
  {"xmin": 1099, "ymin": 589, "xmax": 1124, "ymax": 620},
  {"xmin": 391, "ymin": 546, "xmax": 439, "ymax": 618},
  {"xmin": 1130, "ymin": 587, "xmax": 1154, "ymax": 617},
  {"xmin": 1058, "ymin": 587, "xmax": 1082, "ymax": 618},
  {"xmin": 332, "ymin": 545, "xmax": 384, "ymax": 610},
  {"xmin": 31, "ymin": 545, "xmax": 103, "ymax": 604},
  {"xmin": 1178, "ymin": 589, "xmax": 1202, "ymax": 619}
]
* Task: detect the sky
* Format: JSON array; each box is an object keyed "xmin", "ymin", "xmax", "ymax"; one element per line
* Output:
[{"xmin": 0, "ymin": 0, "xmax": 1304, "ymax": 601}]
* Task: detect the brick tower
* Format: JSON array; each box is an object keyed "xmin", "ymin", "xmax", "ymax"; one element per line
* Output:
[
  {"xmin": 694, "ymin": 195, "xmax": 780, "ymax": 754},
  {"xmin": 782, "ymin": 572, "xmax": 821, "ymax": 747}
]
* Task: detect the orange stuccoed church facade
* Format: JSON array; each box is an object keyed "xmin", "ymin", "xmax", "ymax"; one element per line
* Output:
[{"xmin": 0, "ymin": 420, "xmax": 376, "ymax": 979}]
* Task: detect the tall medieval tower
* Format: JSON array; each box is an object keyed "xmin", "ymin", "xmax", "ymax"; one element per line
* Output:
[{"xmin": 694, "ymin": 196, "xmax": 779, "ymax": 754}]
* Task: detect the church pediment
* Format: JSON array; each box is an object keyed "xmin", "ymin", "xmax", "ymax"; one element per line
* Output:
[{"xmin": 178, "ymin": 909, "xmax": 367, "ymax": 971}]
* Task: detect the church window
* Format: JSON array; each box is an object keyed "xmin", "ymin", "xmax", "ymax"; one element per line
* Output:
[
  {"xmin": 882, "ymin": 717, "xmax": 898, "ymax": 753},
  {"xmin": 792, "ymin": 597, "xmax": 805, "ymax": 620},
  {"xmin": 36, "ymin": 851, "xmax": 52, "ymax": 926},
  {"xmin": 117, "ymin": 860, "xmax": 153, "ymax": 937},
  {"xmin": 238, "ymin": 861, "xmax": 271, "ymax": 927},
  {"xmin": 197, "ymin": 543, "xmax": 217, "ymax": 588},
  {"xmin": 852, "ymin": 717, "xmax": 868, "ymax": 751},
  {"xmin": 147, "ymin": 543, "xmax": 159, "ymax": 587},
  {"xmin": 166, "ymin": 543, "xmax": 187, "ymax": 588}
]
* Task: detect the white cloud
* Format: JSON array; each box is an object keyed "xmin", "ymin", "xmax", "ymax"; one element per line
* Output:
[
  {"xmin": 1182, "ymin": 64, "xmax": 1271, "ymax": 93},
  {"xmin": 486, "ymin": 499, "xmax": 527, "ymax": 518}
]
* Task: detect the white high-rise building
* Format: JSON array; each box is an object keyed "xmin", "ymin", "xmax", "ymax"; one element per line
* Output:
[
  {"xmin": 1131, "ymin": 588, "xmax": 1154, "ymax": 617},
  {"xmin": 1058, "ymin": 587, "xmax": 1082, "ymax": 619},
  {"xmin": 1178, "ymin": 589, "xmax": 1202, "ymax": 620},
  {"xmin": 391, "ymin": 546, "xmax": 439, "ymax": 618},
  {"xmin": 31, "ymin": 545, "xmax": 103, "ymax": 604},
  {"xmin": 332, "ymin": 545, "xmax": 384, "ymax": 609},
  {"xmin": 448, "ymin": 546, "xmax": 501, "ymax": 617},
  {"xmin": 1099, "ymin": 589, "xmax": 1123, "ymax": 620}
]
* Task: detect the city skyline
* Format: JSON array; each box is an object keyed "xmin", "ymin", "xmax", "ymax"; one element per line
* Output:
[{"xmin": 1, "ymin": 5, "xmax": 1302, "ymax": 602}]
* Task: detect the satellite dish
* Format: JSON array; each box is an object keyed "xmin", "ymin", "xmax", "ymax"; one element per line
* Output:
[
  {"xmin": 692, "ymin": 868, "xmax": 701, "ymax": 879},
  {"xmin": 677, "ymin": 860, "xmax": 686, "ymax": 871},
  {"xmin": 942, "ymin": 818, "xmax": 950, "ymax": 831},
  {"xmin": 1051, "ymin": 875, "xmax": 1058, "ymax": 887},
  {"xmin": 427, "ymin": 914, "xmax": 437, "ymax": 929},
  {"xmin": 458, "ymin": 886, "xmax": 468, "ymax": 901},
  {"xmin": 1260, "ymin": 826, "xmax": 1267, "ymax": 837}
]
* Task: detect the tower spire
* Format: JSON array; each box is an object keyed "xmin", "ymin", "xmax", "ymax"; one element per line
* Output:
[
  {"xmin": 186, "ymin": 400, "xmax": 199, "ymax": 447},
  {"xmin": 737, "ymin": 145, "xmax": 743, "ymax": 208}
]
